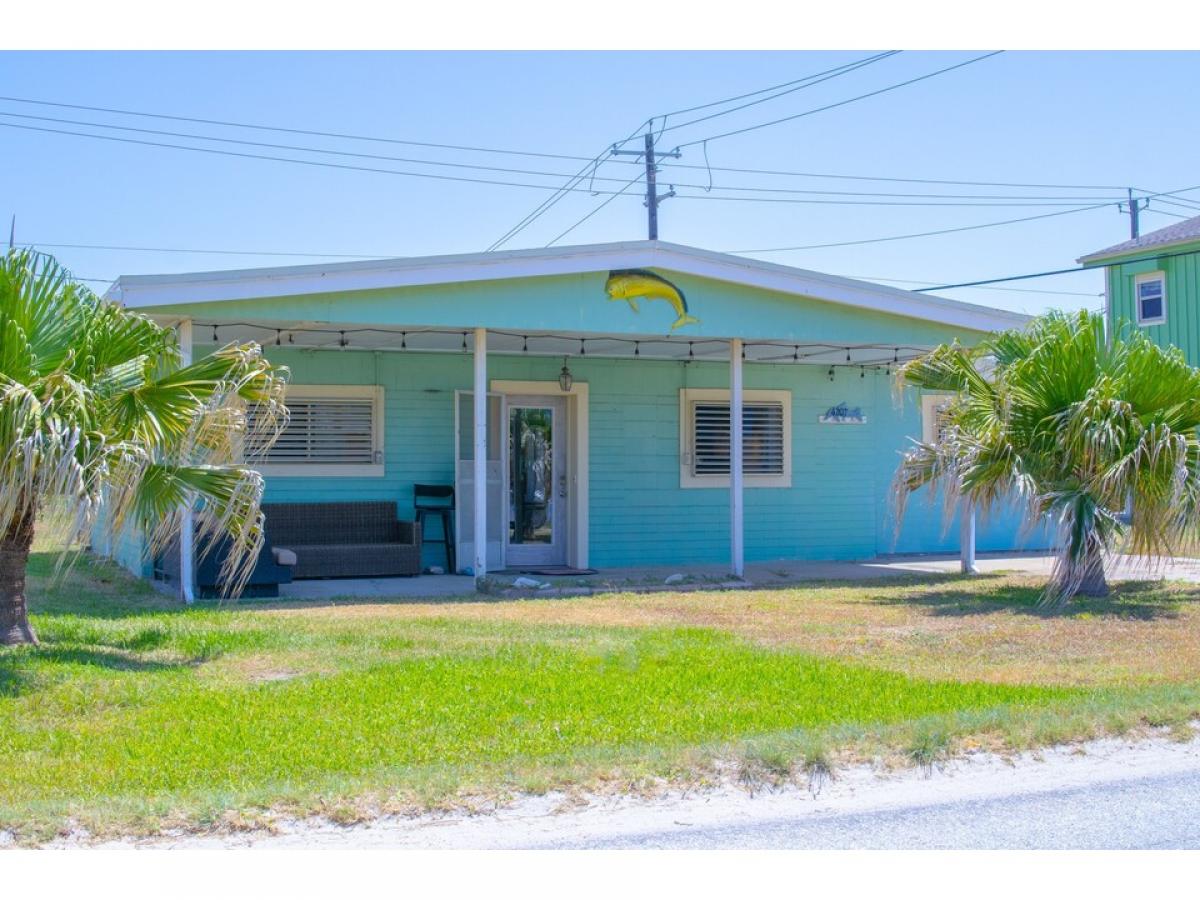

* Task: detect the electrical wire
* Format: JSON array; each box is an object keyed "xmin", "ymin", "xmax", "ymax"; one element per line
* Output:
[
  {"xmin": 0, "ymin": 109, "xmax": 644, "ymax": 184},
  {"xmin": 544, "ymin": 169, "xmax": 648, "ymax": 247},
  {"xmin": 488, "ymin": 120, "xmax": 650, "ymax": 251},
  {"xmin": 913, "ymin": 246, "xmax": 1200, "ymax": 292},
  {"xmin": 671, "ymin": 52, "xmax": 1005, "ymax": 149},
  {"xmin": 0, "ymin": 120, "xmax": 649, "ymax": 196},
  {"xmin": 5, "ymin": 111, "xmax": 1127, "ymax": 204},
  {"xmin": 0, "ymin": 93, "xmax": 620, "ymax": 165},
  {"xmin": 8, "ymin": 118, "xmax": 1100, "ymax": 212},
  {"xmin": 654, "ymin": 52, "xmax": 900, "ymax": 120},
  {"xmin": 654, "ymin": 52, "xmax": 902, "ymax": 132},
  {"xmin": 729, "ymin": 203, "xmax": 1115, "ymax": 253}
]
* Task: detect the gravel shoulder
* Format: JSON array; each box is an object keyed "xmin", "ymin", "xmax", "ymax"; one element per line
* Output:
[{"xmin": 49, "ymin": 727, "xmax": 1200, "ymax": 850}]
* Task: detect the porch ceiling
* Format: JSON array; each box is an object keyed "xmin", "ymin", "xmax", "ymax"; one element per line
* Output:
[{"xmin": 178, "ymin": 318, "xmax": 930, "ymax": 368}]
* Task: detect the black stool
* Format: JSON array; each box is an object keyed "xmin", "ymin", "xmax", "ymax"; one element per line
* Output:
[{"xmin": 413, "ymin": 484, "xmax": 455, "ymax": 573}]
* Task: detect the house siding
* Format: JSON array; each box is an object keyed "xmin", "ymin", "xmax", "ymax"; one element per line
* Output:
[
  {"xmin": 1104, "ymin": 241, "xmax": 1200, "ymax": 364},
  {"xmin": 256, "ymin": 347, "xmax": 1039, "ymax": 569}
]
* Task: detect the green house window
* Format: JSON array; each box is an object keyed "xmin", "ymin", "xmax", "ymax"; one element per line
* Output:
[{"xmin": 1135, "ymin": 272, "xmax": 1166, "ymax": 325}]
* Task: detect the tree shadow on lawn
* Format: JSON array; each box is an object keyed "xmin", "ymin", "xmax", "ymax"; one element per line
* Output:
[
  {"xmin": 868, "ymin": 575, "xmax": 1192, "ymax": 621},
  {"xmin": 0, "ymin": 646, "xmax": 192, "ymax": 698}
]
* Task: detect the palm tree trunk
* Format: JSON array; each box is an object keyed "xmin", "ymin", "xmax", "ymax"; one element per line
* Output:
[
  {"xmin": 1076, "ymin": 545, "xmax": 1109, "ymax": 598},
  {"xmin": 0, "ymin": 507, "xmax": 37, "ymax": 646}
]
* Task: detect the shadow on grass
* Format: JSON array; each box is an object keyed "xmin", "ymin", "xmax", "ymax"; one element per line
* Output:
[
  {"xmin": 0, "ymin": 644, "xmax": 192, "ymax": 698},
  {"xmin": 869, "ymin": 576, "xmax": 1190, "ymax": 621}
]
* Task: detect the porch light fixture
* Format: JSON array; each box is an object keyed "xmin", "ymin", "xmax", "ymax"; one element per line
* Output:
[{"xmin": 558, "ymin": 357, "xmax": 574, "ymax": 393}]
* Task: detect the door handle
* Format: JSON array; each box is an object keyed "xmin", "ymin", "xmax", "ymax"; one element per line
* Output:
[{"xmin": 558, "ymin": 475, "xmax": 567, "ymax": 498}]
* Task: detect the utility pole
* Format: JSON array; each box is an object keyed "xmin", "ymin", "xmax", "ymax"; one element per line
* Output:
[
  {"xmin": 612, "ymin": 132, "xmax": 680, "ymax": 240},
  {"xmin": 1121, "ymin": 188, "xmax": 1148, "ymax": 239}
]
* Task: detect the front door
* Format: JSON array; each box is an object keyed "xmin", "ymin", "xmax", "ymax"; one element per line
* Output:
[{"xmin": 505, "ymin": 396, "xmax": 567, "ymax": 568}]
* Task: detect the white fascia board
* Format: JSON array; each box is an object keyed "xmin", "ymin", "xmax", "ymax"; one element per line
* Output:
[{"xmin": 113, "ymin": 240, "xmax": 1027, "ymax": 334}]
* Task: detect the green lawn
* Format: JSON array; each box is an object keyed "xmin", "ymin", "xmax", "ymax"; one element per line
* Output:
[{"xmin": 2, "ymin": 551, "xmax": 1198, "ymax": 840}]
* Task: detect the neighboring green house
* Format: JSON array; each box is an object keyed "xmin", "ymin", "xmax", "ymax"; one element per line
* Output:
[
  {"xmin": 101, "ymin": 241, "xmax": 1041, "ymax": 597},
  {"xmin": 1080, "ymin": 215, "xmax": 1200, "ymax": 361}
]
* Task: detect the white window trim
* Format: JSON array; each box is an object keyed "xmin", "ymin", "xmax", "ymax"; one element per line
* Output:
[
  {"xmin": 253, "ymin": 384, "xmax": 385, "ymax": 477},
  {"xmin": 1134, "ymin": 271, "xmax": 1167, "ymax": 326},
  {"xmin": 921, "ymin": 393, "xmax": 954, "ymax": 444},
  {"xmin": 679, "ymin": 388, "xmax": 792, "ymax": 489}
]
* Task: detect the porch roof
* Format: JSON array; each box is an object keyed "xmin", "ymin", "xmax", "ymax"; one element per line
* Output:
[{"xmin": 109, "ymin": 240, "xmax": 1028, "ymax": 334}]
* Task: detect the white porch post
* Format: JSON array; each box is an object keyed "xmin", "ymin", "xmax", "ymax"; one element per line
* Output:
[
  {"xmin": 177, "ymin": 319, "xmax": 195, "ymax": 604},
  {"xmin": 960, "ymin": 500, "xmax": 978, "ymax": 574},
  {"xmin": 472, "ymin": 328, "xmax": 488, "ymax": 587},
  {"xmin": 730, "ymin": 337, "xmax": 745, "ymax": 579}
]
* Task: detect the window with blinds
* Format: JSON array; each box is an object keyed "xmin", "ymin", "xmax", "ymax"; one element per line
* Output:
[
  {"xmin": 921, "ymin": 394, "xmax": 954, "ymax": 444},
  {"xmin": 692, "ymin": 401, "xmax": 785, "ymax": 476},
  {"xmin": 679, "ymin": 388, "xmax": 791, "ymax": 488},
  {"xmin": 247, "ymin": 387, "xmax": 383, "ymax": 474}
]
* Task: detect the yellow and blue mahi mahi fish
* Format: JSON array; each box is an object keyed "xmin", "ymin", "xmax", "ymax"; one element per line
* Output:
[{"xmin": 604, "ymin": 269, "xmax": 699, "ymax": 331}]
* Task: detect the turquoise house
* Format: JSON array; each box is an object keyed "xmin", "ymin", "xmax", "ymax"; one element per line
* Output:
[
  {"xmin": 104, "ymin": 241, "xmax": 1035, "ymax": 596},
  {"xmin": 1081, "ymin": 214, "xmax": 1200, "ymax": 364}
]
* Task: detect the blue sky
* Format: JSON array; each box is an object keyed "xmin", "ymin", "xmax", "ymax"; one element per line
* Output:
[{"xmin": 2, "ymin": 50, "xmax": 1197, "ymax": 314}]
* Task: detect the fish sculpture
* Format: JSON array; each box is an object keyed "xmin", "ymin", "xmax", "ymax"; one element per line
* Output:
[{"xmin": 605, "ymin": 269, "xmax": 699, "ymax": 331}]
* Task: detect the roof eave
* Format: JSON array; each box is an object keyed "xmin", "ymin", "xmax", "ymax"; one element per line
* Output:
[{"xmin": 113, "ymin": 240, "xmax": 1028, "ymax": 334}]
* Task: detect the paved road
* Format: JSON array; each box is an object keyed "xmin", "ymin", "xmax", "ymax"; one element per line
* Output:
[{"xmin": 536, "ymin": 768, "xmax": 1200, "ymax": 849}]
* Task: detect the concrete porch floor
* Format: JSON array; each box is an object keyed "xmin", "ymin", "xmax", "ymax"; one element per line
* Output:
[{"xmin": 274, "ymin": 551, "xmax": 1200, "ymax": 601}]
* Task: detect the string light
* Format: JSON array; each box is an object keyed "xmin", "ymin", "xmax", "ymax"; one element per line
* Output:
[{"xmin": 192, "ymin": 323, "xmax": 931, "ymax": 368}]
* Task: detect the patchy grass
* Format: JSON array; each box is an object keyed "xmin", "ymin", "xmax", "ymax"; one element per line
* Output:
[{"xmin": 3, "ymin": 551, "xmax": 1200, "ymax": 840}]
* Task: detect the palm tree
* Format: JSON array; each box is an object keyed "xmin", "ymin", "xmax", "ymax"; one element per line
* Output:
[
  {"xmin": 1, "ymin": 250, "xmax": 288, "ymax": 645},
  {"xmin": 894, "ymin": 310, "xmax": 1200, "ymax": 606}
]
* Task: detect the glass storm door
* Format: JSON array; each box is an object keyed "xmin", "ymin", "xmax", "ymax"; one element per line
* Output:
[{"xmin": 505, "ymin": 396, "xmax": 567, "ymax": 567}]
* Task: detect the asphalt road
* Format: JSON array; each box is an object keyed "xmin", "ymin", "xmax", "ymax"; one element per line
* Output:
[{"xmin": 535, "ymin": 768, "xmax": 1200, "ymax": 850}]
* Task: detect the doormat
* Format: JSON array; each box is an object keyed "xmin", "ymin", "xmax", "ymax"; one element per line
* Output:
[{"xmin": 518, "ymin": 566, "xmax": 599, "ymax": 576}]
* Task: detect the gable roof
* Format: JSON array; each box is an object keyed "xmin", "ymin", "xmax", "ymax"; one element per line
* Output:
[
  {"xmin": 1079, "ymin": 214, "xmax": 1200, "ymax": 265},
  {"xmin": 107, "ymin": 240, "xmax": 1028, "ymax": 333}
]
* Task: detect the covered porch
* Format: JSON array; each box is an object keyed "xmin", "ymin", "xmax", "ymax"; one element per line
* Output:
[{"xmin": 106, "ymin": 241, "xmax": 1028, "ymax": 601}]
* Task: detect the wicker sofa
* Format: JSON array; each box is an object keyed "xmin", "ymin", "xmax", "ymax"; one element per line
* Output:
[{"xmin": 262, "ymin": 501, "xmax": 422, "ymax": 578}]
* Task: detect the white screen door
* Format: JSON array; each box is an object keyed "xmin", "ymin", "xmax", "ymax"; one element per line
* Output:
[
  {"xmin": 505, "ymin": 395, "xmax": 567, "ymax": 568},
  {"xmin": 454, "ymin": 391, "xmax": 505, "ymax": 573}
]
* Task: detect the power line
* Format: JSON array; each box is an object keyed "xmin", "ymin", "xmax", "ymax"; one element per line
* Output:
[
  {"xmin": 545, "ymin": 170, "xmax": 648, "ymax": 247},
  {"xmin": 853, "ymin": 275, "xmax": 1101, "ymax": 298},
  {"xmin": 654, "ymin": 52, "xmax": 901, "ymax": 120},
  {"xmin": 656, "ymin": 52, "xmax": 902, "ymax": 132},
  {"xmin": 0, "ymin": 110, "xmax": 638, "ymax": 184},
  {"xmin": 913, "ymin": 246, "xmax": 1200, "ymax": 292},
  {"xmin": 658, "ymin": 160, "xmax": 1134, "ymax": 192},
  {"xmin": 0, "ymin": 120, "xmax": 652, "ymax": 196},
  {"xmin": 6, "ymin": 110, "xmax": 1123, "ymax": 206},
  {"xmin": 488, "ymin": 119, "xmax": 651, "ymax": 252},
  {"xmin": 0, "ymin": 93, "xmax": 619, "ymax": 165},
  {"xmin": 729, "ymin": 203, "xmax": 1114, "ymax": 253},
  {"xmin": 671, "ymin": 51, "xmax": 1005, "ymax": 149}
]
